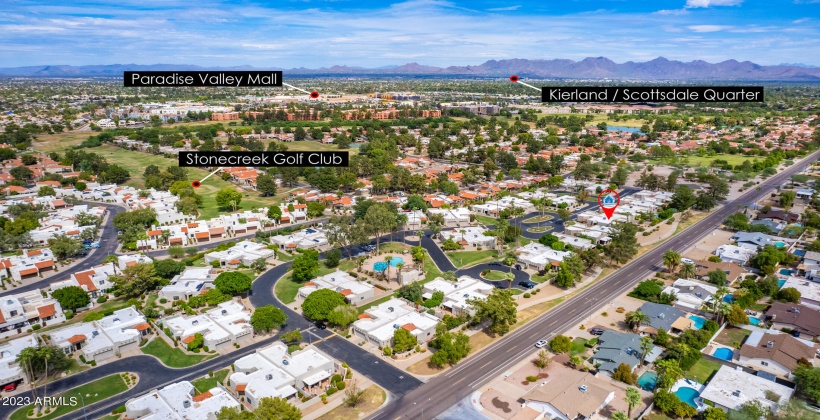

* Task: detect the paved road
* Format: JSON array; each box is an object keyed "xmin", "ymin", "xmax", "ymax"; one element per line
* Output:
[
  {"xmin": 0, "ymin": 202, "xmax": 125, "ymax": 298},
  {"xmin": 367, "ymin": 151, "xmax": 820, "ymax": 420}
]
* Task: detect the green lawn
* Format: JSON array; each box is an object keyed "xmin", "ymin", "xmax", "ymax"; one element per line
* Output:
[
  {"xmin": 10, "ymin": 374, "xmax": 128, "ymax": 420},
  {"xmin": 191, "ymin": 369, "xmax": 230, "ymax": 394},
  {"xmin": 447, "ymin": 249, "xmax": 498, "ymax": 268},
  {"xmin": 651, "ymin": 153, "xmax": 762, "ymax": 168},
  {"xmin": 713, "ymin": 327, "xmax": 752, "ymax": 347},
  {"xmin": 570, "ymin": 337, "xmax": 590, "ymax": 355},
  {"xmin": 523, "ymin": 215, "xmax": 553, "ymax": 223},
  {"xmin": 141, "ymin": 338, "xmax": 209, "ymax": 368},
  {"xmin": 95, "ymin": 145, "xmax": 280, "ymax": 219},
  {"xmin": 474, "ymin": 215, "xmax": 498, "ymax": 227},
  {"xmin": 685, "ymin": 358, "xmax": 721, "ymax": 383},
  {"xmin": 531, "ymin": 272, "xmax": 553, "ymax": 283},
  {"xmin": 275, "ymin": 274, "xmax": 303, "ymax": 304},
  {"xmin": 378, "ymin": 242, "xmax": 412, "ymax": 254},
  {"xmin": 483, "ymin": 270, "xmax": 509, "ymax": 281}
]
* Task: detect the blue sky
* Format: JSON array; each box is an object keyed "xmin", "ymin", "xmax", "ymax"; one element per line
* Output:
[{"xmin": 2, "ymin": 0, "xmax": 819, "ymax": 67}]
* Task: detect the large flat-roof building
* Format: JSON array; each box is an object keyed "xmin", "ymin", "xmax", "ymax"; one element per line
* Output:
[{"xmin": 699, "ymin": 366, "xmax": 794, "ymax": 414}]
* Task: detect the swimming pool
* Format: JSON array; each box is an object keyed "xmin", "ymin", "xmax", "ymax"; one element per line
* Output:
[
  {"xmin": 713, "ymin": 347, "xmax": 734, "ymax": 361},
  {"xmin": 778, "ymin": 279, "xmax": 787, "ymax": 288},
  {"xmin": 689, "ymin": 315, "xmax": 706, "ymax": 329},
  {"xmin": 775, "ymin": 241, "xmax": 786, "ymax": 248},
  {"xmin": 638, "ymin": 372, "xmax": 657, "ymax": 391},
  {"xmin": 795, "ymin": 249, "xmax": 806, "ymax": 257},
  {"xmin": 373, "ymin": 257, "xmax": 404, "ymax": 271},
  {"xmin": 779, "ymin": 269, "xmax": 793, "ymax": 276},
  {"xmin": 675, "ymin": 387, "xmax": 701, "ymax": 407},
  {"xmin": 722, "ymin": 294, "xmax": 734, "ymax": 303},
  {"xmin": 750, "ymin": 317, "xmax": 761, "ymax": 326}
]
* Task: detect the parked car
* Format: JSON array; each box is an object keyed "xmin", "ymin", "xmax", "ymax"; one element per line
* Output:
[
  {"xmin": 681, "ymin": 258, "xmax": 694, "ymax": 264},
  {"xmin": 515, "ymin": 264, "xmax": 522, "ymax": 270},
  {"xmin": 488, "ymin": 261, "xmax": 502, "ymax": 267},
  {"xmin": 590, "ymin": 328, "xmax": 605, "ymax": 336},
  {"xmin": 518, "ymin": 281, "xmax": 536, "ymax": 289},
  {"xmin": 3, "ymin": 382, "xmax": 19, "ymax": 392},
  {"xmin": 83, "ymin": 244, "xmax": 91, "ymax": 250},
  {"xmin": 314, "ymin": 321, "xmax": 327, "ymax": 330},
  {"xmin": 90, "ymin": 242, "xmax": 100, "ymax": 248},
  {"xmin": 535, "ymin": 340, "xmax": 548, "ymax": 348},
  {"xmin": 82, "ymin": 239, "xmax": 93, "ymax": 245}
]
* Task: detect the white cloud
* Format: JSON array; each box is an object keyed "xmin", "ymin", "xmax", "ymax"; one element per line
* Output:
[
  {"xmin": 792, "ymin": 18, "xmax": 811, "ymax": 23},
  {"xmin": 685, "ymin": 0, "xmax": 743, "ymax": 8},
  {"xmin": 487, "ymin": 5, "xmax": 521, "ymax": 11},
  {"xmin": 687, "ymin": 25, "xmax": 733, "ymax": 32},
  {"xmin": 654, "ymin": 9, "xmax": 689, "ymax": 15}
]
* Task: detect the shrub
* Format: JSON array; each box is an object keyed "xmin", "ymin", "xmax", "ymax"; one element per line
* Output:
[
  {"xmin": 525, "ymin": 375, "xmax": 539, "ymax": 382},
  {"xmin": 326, "ymin": 387, "xmax": 337, "ymax": 396},
  {"xmin": 31, "ymin": 324, "xmax": 41, "ymax": 331},
  {"xmin": 96, "ymin": 295, "xmax": 108, "ymax": 303},
  {"xmin": 112, "ymin": 406, "xmax": 126, "ymax": 414},
  {"xmin": 159, "ymin": 298, "xmax": 167, "ymax": 304},
  {"xmin": 332, "ymin": 374, "xmax": 342, "ymax": 383},
  {"xmin": 336, "ymin": 381, "xmax": 346, "ymax": 390},
  {"xmin": 523, "ymin": 293, "xmax": 531, "ymax": 298}
]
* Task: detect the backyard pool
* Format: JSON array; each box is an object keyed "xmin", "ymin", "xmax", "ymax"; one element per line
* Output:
[
  {"xmin": 675, "ymin": 387, "xmax": 701, "ymax": 408},
  {"xmin": 722, "ymin": 294, "xmax": 734, "ymax": 303},
  {"xmin": 775, "ymin": 241, "xmax": 786, "ymax": 248},
  {"xmin": 373, "ymin": 257, "xmax": 404, "ymax": 271},
  {"xmin": 713, "ymin": 347, "xmax": 734, "ymax": 361},
  {"xmin": 750, "ymin": 317, "xmax": 761, "ymax": 326},
  {"xmin": 689, "ymin": 315, "xmax": 706, "ymax": 329},
  {"xmin": 795, "ymin": 249, "xmax": 806, "ymax": 257},
  {"xmin": 778, "ymin": 279, "xmax": 787, "ymax": 288},
  {"xmin": 779, "ymin": 269, "xmax": 793, "ymax": 276},
  {"xmin": 638, "ymin": 372, "xmax": 658, "ymax": 391}
]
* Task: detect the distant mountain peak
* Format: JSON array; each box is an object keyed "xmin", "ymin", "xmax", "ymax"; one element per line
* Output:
[{"xmin": 1, "ymin": 58, "xmax": 819, "ymax": 80}]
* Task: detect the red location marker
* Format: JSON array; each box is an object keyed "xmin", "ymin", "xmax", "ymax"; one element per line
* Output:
[
  {"xmin": 191, "ymin": 180, "xmax": 201, "ymax": 188},
  {"xmin": 597, "ymin": 189, "xmax": 620, "ymax": 220},
  {"xmin": 310, "ymin": 91, "xmax": 320, "ymax": 99},
  {"xmin": 509, "ymin": 75, "xmax": 519, "ymax": 83}
]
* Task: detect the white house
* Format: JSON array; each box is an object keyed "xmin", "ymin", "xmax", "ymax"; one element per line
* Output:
[
  {"xmin": 203, "ymin": 240, "xmax": 275, "ymax": 266},
  {"xmin": 715, "ymin": 244, "xmax": 756, "ymax": 265},
  {"xmin": 423, "ymin": 276, "xmax": 494, "ymax": 316},
  {"xmin": 516, "ymin": 242, "xmax": 572, "ymax": 271},
  {"xmin": 229, "ymin": 342, "xmax": 339, "ymax": 407},
  {"xmin": 268, "ymin": 228, "xmax": 329, "ymax": 251},
  {"xmin": 439, "ymin": 226, "xmax": 496, "ymax": 249},
  {"xmin": 352, "ymin": 298, "xmax": 439, "ymax": 347},
  {"xmin": 0, "ymin": 289, "xmax": 66, "ymax": 338},
  {"xmin": 164, "ymin": 299, "xmax": 252, "ymax": 349},
  {"xmin": 117, "ymin": 254, "xmax": 153, "ymax": 270},
  {"xmin": 125, "ymin": 381, "xmax": 240, "ymax": 420},
  {"xmin": 159, "ymin": 268, "xmax": 216, "ymax": 301},
  {"xmin": 699, "ymin": 366, "xmax": 794, "ymax": 414},
  {"xmin": 50, "ymin": 262, "xmax": 119, "ymax": 299},
  {"xmin": 662, "ymin": 279, "xmax": 718, "ymax": 311},
  {"xmin": 0, "ymin": 335, "xmax": 39, "ymax": 387},
  {"xmin": 297, "ymin": 270, "xmax": 375, "ymax": 304},
  {"xmin": 779, "ymin": 276, "xmax": 820, "ymax": 309},
  {"xmin": 50, "ymin": 306, "xmax": 150, "ymax": 362},
  {"xmin": 738, "ymin": 331, "xmax": 817, "ymax": 378}
]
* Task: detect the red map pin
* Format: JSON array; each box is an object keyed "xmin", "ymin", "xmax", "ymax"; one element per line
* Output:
[{"xmin": 597, "ymin": 189, "xmax": 620, "ymax": 220}]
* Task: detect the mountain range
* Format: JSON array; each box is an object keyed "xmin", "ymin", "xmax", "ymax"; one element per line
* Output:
[{"xmin": 2, "ymin": 57, "xmax": 820, "ymax": 80}]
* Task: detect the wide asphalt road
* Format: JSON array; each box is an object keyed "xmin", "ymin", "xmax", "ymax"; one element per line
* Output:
[
  {"xmin": 368, "ymin": 151, "xmax": 820, "ymax": 420},
  {"xmin": 0, "ymin": 202, "xmax": 125, "ymax": 298}
]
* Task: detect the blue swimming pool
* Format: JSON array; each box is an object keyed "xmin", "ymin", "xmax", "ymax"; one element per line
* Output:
[
  {"xmin": 778, "ymin": 279, "xmax": 787, "ymax": 288},
  {"xmin": 713, "ymin": 347, "xmax": 734, "ymax": 361},
  {"xmin": 689, "ymin": 315, "xmax": 706, "ymax": 329},
  {"xmin": 722, "ymin": 294, "xmax": 734, "ymax": 303},
  {"xmin": 780, "ymin": 269, "xmax": 793, "ymax": 276},
  {"xmin": 775, "ymin": 241, "xmax": 786, "ymax": 248},
  {"xmin": 795, "ymin": 249, "xmax": 806, "ymax": 257},
  {"xmin": 373, "ymin": 257, "xmax": 404, "ymax": 271},
  {"xmin": 638, "ymin": 372, "xmax": 657, "ymax": 391},
  {"xmin": 750, "ymin": 317, "xmax": 761, "ymax": 326},
  {"xmin": 675, "ymin": 387, "xmax": 701, "ymax": 407}
]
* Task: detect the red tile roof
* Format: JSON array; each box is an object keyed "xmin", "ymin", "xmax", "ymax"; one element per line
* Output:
[
  {"xmin": 68, "ymin": 334, "xmax": 87, "ymax": 344},
  {"xmin": 192, "ymin": 391, "xmax": 213, "ymax": 402},
  {"xmin": 34, "ymin": 260, "xmax": 54, "ymax": 269},
  {"xmin": 37, "ymin": 304, "xmax": 56, "ymax": 319},
  {"xmin": 401, "ymin": 323, "xmax": 417, "ymax": 331}
]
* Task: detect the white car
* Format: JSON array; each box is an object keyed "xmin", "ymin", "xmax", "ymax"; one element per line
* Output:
[
  {"xmin": 535, "ymin": 340, "xmax": 548, "ymax": 348},
  {"xmin": 681, "ymin": 258, "xmax": 694, "ymax": 264}
]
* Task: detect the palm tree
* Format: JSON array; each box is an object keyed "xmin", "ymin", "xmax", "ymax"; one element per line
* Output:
[
  {"xmin": 639, "ymin": 336, "xmax": 653, "ymax": 366},
  {"xmin": 712, "ymin": 286, "xmax": 730, "ymax": 313},
  {"xmin": 384, "ymin": 255, "xmax": 393, "ymax": 281},
  {"xmin": 496, "ymin": 218, "xmax": 508, "ymax": 257},
  {"xmin": 505, "ymin": 272, "xmax": 515, "ymax": 290},
  {"xmin": 416, "ymin": 230, "xmax": 424, "ymax": 246},
  {"xmin": 460, "ymin": 229, "xmax": 466, "ymax": 244},
  {"xmin": 395, "ymin": 262, "xmax": 404, "ymax": 284},
  {"xmin": 624, "ymin": 387, "xmax": 641, "ymax": 419},
  {"xmin": 626, "ymin": 310, "xmax": 650, "ymax": 332},
  {"xmin": 662, "ymin": 250, "xmax": 682, "ymax": 274},
  {"xmin": 715, "ymin": 302, "xmax": 733, "ymax": 325},
  {"xmin": 38, "ymin": 346, "xmax": 51, "ymax": 410},
  {"xmin": 416, "ymin": 248, "xmax": 427, "ymax": 273},
  {"xmin": 612, "ymin": 411, "xmax": 629, "ymax": 420},
  {"xmin": 679, "ymin": 263, "xmax": 697, "ymax": 279},
  {"xmin": 16, "ymin": 347, "xmax": 40, "ymax": 402}
]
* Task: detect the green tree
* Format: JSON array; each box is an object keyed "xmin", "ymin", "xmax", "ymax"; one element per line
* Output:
[
  {"xmin": 187, "ymin": 333, "xmax": 204, "ymax": 350},
  {"xmin": 778, "ymin": 287, "xmax": 801, "ymax": 303},
  {"xmin": 708, "ymin": 269, "xmax": 728, "ymax": 286},
  {"xmin": 343, "ymin": 380, "xmax": 367, "ymax": 408},
  {"xmin": 625, "ymin": 310, "xmax": 649, "ymax": 332},
  {"xmin": 326, "ymin": 304, "xmax": 358, "ymax": 327},
  {"xmin": 613, "ymin": 362, "xmax": 637, "ymax": 385},
  {"xmin": 780, "ymin": 191, "xmax": 797, "ymax": 209},
  {"xmin": 429, "ymin": 323, "xmax": 471, "ymax": 367},
  {"xmin": 214, "ymin": 271, "xmax": 253, "ymax": 296},
  {"xmin": 256, "ymin": 174, "xmax": 277, "ymax": 197},
  {"xmin": 109, "ymin": 263, "xmax": 162, "ymax": 298},
  {"xmin": 605, "ymin": 222, "xmax": 640, "ymax": 264},
  {"xmin": 611, "ymin": 167, "xmax": 629, "ymax": 187},
  {"xmin": 700, "ymin": 407, "xmax": 728, "ymax": 420},
  {"xmin": 611, "ymin": 412, "xmax": 628, "ymax": 420},
  {"xmin": 555, "ymin": 265, "xmax": 576, "ymax": 288},
  {"xmin": 47, "ymin": 234, "xmax": 83, "ymax": 260},
  {"xmin": 396, "ymin": 282, "xmax": 423, "ymax": 302},
  {"xmin": 726, "ymin": 304, "xmax": 750, "ymax": 325},
  {"xmin": 549, "ymin": 335, "xmax": 572, "ymax": 353},
  {"xmin": 624, "ymin": 387, "xmax": 641, "ymax": 418},
  {"xmin": 679, "ymin": 263, "xmax": 696, "ymax": 279},
  {"xmin": 250, "ymin": 305, "xmax": 288, "ymax": 334},
  {"xmin": 291, "ymin": 249, "xmax": 319, "ymax": 283},
  {"xmin": 468, "ymin": 288, "xmax": 517, "ymax": 335},
  {"xmin": 10, "ymin": 165, "xmax": 33, "ymax": 181},
  {"xmin": 363, "ymin": 203, "xmax": 398, "ymax": 253},
  {"xmin": 153, "ymin": 259, "xmax": 186, "ymax": 279},
  {"xmin": 168, "ymin": 245, "xmax": 185, "ymax": 258},
  {"xmin": 392, "ymin": 327, "xmax": 418, "ymax": 353},
  {"xmin": 38, "ymin": 185, "xmax": 56, "ymax": 197},
  {"xmin": 51, "ymin": 286, "xmax": 90, "ymax": 311},
  {"xmin": 302, "ymin": 289, "xmax": 346, "ymax": 321},
  {"xmin": 738, "ymin": 400, "xmax": 770, "ymax": 420},
  {"xmin": 655, "ymin": 359, "xmax": 683, "ymax": 389},
  {"xmin": 724, "ymin": 212, "xmax": 751, "ymax": 231},
  {"xmin": 215, "ymin": 187, "xmax": 242, "ymax": 211},
  {"xmin": 281, "ymin": 330, "xmax": 302, "ymax": 344},
  {"xmin": 252, "ymin": 396, "xmax": 302, "ymax": 420},
  {"xmin": 662, "ymin": 250, "xmax": 681, "ymax": 273},
  {"xmin": 794, "ymin": 366, "xmax": 820, "ymax": 404}
]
